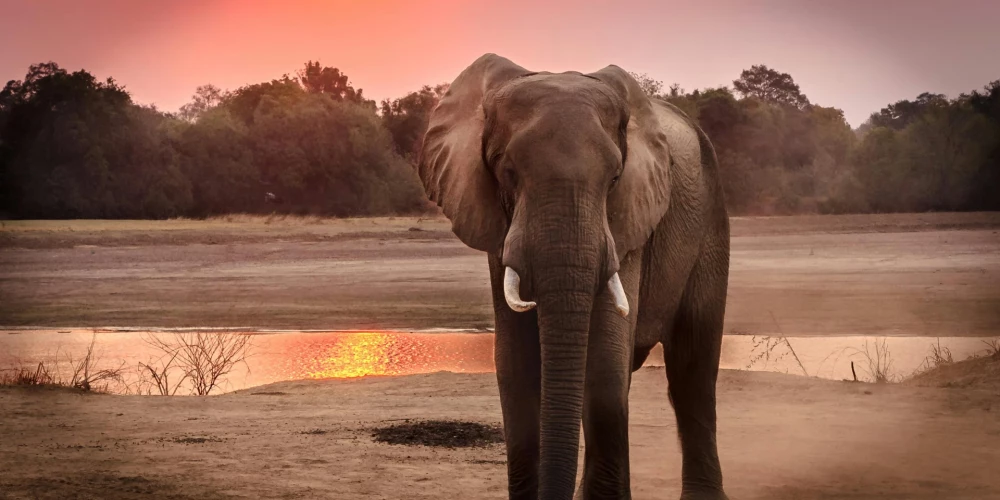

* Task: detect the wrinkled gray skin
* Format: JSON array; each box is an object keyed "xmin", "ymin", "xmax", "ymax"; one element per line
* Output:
[{"xmin": 418, "ymin": 54, "xmax": 730, "ymax": 500}]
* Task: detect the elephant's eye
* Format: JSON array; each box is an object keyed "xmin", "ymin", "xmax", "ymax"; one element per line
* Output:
[
  {"xmin": 501, "ymin": 168, "xmax": 518, "ymax": 190},
  {"xmin": 610, "ymin": 175, "xmax": 620, "ymax": 189}
]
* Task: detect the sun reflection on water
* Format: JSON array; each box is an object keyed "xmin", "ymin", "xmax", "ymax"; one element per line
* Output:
[
  {"xmin": 303, "ymin": 331, "xmax": 496, "ymax": 379},
  {"xmin": 308, "ymin": 332, "xmax": 400, "ymax": 378}
]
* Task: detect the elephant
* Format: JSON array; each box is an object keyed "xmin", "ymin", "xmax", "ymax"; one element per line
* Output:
[{"xmin": 416, "ymin": 54, "xmax": 730, "ymax": 500}]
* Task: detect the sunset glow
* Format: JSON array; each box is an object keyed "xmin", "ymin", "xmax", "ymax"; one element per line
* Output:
[{"xmin": 3, "ymin": 0, "xmax": 999, "ymax": 125}]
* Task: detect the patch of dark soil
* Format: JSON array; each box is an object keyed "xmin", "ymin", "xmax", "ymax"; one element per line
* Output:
[
  {"xmin": 299, "ymin": 429, "xmax": 328, "ymax": 435},
  {"xmin": 250, "ymin": 391, "xmax": 287, "ymax": 396},
  {"xmin": 469, "ymin": 459, "xmax": 506, "ymax": 465},
  {"xmin": 371, "ymin": 419, "xmax": 504, "ymax": 448},
  {"xmin": 171, "ymin": 436, "xmax": 223, "ymax": 444}
]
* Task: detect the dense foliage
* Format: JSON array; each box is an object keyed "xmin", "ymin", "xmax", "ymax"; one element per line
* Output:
[
  {"xmin": 1, "ymin": 61, "xmax": 997, "ymax": 219},
  {"xmin": 646, "ymin": 67, "xmax": 1000, "ymax": 214},
  {"xmin": 0, "ymin": 62, "xmax": 427, "ymax": 218}
]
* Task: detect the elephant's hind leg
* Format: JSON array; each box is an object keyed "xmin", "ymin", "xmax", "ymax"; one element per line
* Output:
[{"xmin": 662, "ymin": 252, "xmax": 729, "ymax": 500}]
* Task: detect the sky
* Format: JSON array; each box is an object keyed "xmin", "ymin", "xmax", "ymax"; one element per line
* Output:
[{"xmin": 1, "ymin": 0, "xmax": 998, "ymax": 126}]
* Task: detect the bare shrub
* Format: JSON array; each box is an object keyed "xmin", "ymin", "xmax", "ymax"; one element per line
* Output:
[
  {"xmin": 981, "ymin": 338, "xmax": 1000, "ymax": 358},
  {"xmin": 136, "ymin": 347, "xmax": 188, "ymax": 396},
  {"xmin": 850, "ymin": 338, "xmax": 896, "ymax": 383},
  {"xmin": 67, "ymin": 335, "xmax": 127, "ymax": 392},
  {"xmin": 143, "ymin": 331, "xmax": 253, "ymax": 395}
]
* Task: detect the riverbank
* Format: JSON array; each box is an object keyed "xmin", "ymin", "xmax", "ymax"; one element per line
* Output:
[{"xmin": 3, "ymin": 212, "xmax": 1000, "ymax": 336}]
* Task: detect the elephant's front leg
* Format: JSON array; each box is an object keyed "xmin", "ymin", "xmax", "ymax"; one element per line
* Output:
[
  {"xmin": 579, "ymin": 251, "xmax": 642, "ymax": 500},
  {"xmin": 489, "ymin": 254, "xmax": 542, "ymax": 500}
]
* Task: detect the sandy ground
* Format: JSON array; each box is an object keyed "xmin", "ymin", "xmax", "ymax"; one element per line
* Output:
[
  {"xmin": 2, "ymin": 212, "xmax": 1000, "ymax": 336},
  {"xmin": 2, "ymin": 213, "xmax": 1000, "ymax": 499},
  {"xmin": 1, "ymin": 363, "xmax": 998, "ymax": 500}
]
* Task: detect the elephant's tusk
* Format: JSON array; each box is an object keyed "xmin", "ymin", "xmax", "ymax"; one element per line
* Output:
[
  {"xmin": 608, "ymin": 273, "xmax": 630, "ymax": 318},
  {"xmin": 503, "ymin": 267, "xmax": 537, "ymax": 313}
]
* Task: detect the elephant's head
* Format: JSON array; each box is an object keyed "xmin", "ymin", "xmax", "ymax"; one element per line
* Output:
[{"xmin": 417, "ymin": 54, "xmax": 671, "ymax": 497}]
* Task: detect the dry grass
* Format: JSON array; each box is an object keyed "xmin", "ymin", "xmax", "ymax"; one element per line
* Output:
[
  {"xmin": 905, "ymin": 337, "xmax": 1000, "ymax": 384},
  {"xmin": 745, "ymin": 311, "xmax": 809, "ymax": 377},
  {"xmin": 914, "ymin": 338, "xmax": 955, "ymax": 375},
  {"xmin": 850, "ymin": 337, "xmax": 896, "ymax": 383},
  {"xmin": 0, "ymin": 362, "xmax": 55, "ymax": 387},
  {"xmin": 0, "ymin": 335, "xmax": 124, "ymax": 392}
]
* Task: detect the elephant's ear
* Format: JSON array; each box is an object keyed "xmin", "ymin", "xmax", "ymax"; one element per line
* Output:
[
  {"xmin": 418, "ymin": 54, "xmax": 531, "ymax": 253},
  {"xmin": 588, "ymin": 65, "xmax": 673, "ymax": 259}
]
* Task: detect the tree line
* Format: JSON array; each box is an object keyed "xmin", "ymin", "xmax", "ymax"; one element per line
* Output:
[{"xmin": 1, "ymin": 61, "xmax": 997, "ymax": 219}]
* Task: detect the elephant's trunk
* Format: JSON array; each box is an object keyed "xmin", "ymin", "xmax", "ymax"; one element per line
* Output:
[
  {"xmin": 536, "ymin": 282, "xmax": 593, "ymax": 499},
  {"xmin": 520, "ymin": 197, "xmax": 609, "ymax": 500}
]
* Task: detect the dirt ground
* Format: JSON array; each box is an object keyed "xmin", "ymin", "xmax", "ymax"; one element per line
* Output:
[
  {"xmin": 2, "ymin": 213, "xmax": 1000, "ymax": 499},
  {"xmin": 2, "ymin": 212, "xmax": 999, "ymax": 336},
  {"xmin": 1, "ymin": 361, "xmax": 998, "ymax": 500}
]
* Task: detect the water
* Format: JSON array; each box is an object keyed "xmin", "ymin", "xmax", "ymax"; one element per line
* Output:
[{"xmin": 1, "ymin": 329, "xmax": 994, "ymax": 394}]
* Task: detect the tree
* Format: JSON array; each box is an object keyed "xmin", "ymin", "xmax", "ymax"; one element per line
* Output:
[
  {"xmin": 249, "ymin": 93, "xmax": 426, "ymax": 215},
  {"xmin": 175, "ymin": 107, "xmax": 257, "ymax": 215},
  {"xmin": 298, "ymin": 61, "xmax": 373, "ymax": 109},
  {"xmin": 0, "ymin": 62, "xmax": 191, "ymax": 218},
  {"xmin": 868, "ymin": 92, "xmax": 947, "ymax": 130},
  {"xmin": 809, "ymin": 106, "xmax": 855, "ymax": 166},
  {"xmin": 628, "ymin": 72, "xmax": 663, "ymax": 98},
  {"xmin": 178, "ymin": 84, "xmax": 226, "ymax": 122},
  {"xmin": 4, "ymin": 59, "xmax": 996, "ymax": 220},
  {"xmin": 221, "ymin": 76, "xmax": 303, "ymax": 125},
  {"xmin": 380, "ymin": 83, "xmax": 449, "ymax": 161},
  {"xmin": 963, "ymin": 80, "xmax": 1000, "ymax": 209},
  {"xmin": 898, "ymin": 103, "xmax": 998, "ymax": 211},
  {"xmin": 733, "ymin": 65, "xmax": 810, "ymax": 109}
]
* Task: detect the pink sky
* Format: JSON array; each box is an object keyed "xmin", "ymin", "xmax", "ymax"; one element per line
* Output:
[{"xmin": 2, "ymin": 0, "xmax": 998, "ymax": 126}]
